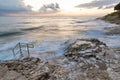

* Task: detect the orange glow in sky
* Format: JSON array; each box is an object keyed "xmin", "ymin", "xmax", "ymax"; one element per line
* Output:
[
  {"xmin": 23, "ymin": 0, "xmax": 93, "ymax": 12},
  {"xmin": 5, "ymin": 0, "xmax": 115, "ymax": 17}
]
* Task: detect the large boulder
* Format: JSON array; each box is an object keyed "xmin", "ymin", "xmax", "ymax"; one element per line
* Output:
[{"xmin": 64, "ymin": 39, "xmax": 109, "ymax": 63}]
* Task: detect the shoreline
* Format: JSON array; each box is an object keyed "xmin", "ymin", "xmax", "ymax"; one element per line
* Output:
[
  {"xmin": 100, "ymin": 11, "xmax": 120, "ymax": 35},
  {"xmin": 0, "ymin": 15, "xmax": 120, "ymax": 79},
  {"xmin": 104, "ymin": 26, "xmax": 120, "ymax": 35},
  {"xmin": 100, "ymin": 12, "xmax": 120, "ymax": 25},
  {"xmin": 0, "ymin": 38, "xmax": 120, "ymax": 80}
]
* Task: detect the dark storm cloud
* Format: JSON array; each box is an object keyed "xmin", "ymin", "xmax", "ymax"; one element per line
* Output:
[
  {"xmin": 39, "ymin": 3, "xmax": 60, "ymax": 13},
  {"xmin": 0, "ymin": 0, "xmax": 30, "ymax": 15},
  {"xmin": 76, "ymin": 0, "xmax": 120, "ymax": 9}
]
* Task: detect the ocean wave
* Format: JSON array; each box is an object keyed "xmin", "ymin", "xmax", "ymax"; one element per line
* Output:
[
  {"xmin": 0, "ymin": 31, "xmax": 23, "ymax": 37},
  {"xmin": 75, "ymin": 19, "xmax": 95, "ymax": 23},
  {"xmin": 18, "ymin": 22, "xmax": 31, "ymax": 24},
  {"xmin": 21, "ymin": 27, "xmax": 40, "ymax": 31},
  {"xmin": 21, "ymin": 25, "xmax": 44, "ymax": 31}
]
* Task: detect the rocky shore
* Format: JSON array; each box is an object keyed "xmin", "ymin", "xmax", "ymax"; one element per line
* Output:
[
  {"xmin": 100, "ymin": 11, "xmax": 120, "ymax": 35},
  {"xmin": 0, "ymin": 57, "xmax": 68, "ymax": 80},
  {"xmin": 104, "ymin": 26, "xmax": 120, "ymax": 35},
  {"xmin": 64, "ymin": 38, "xmax": 120, "ymax": 80},
  {"xmin": 101, "ymin": 12, "xmax": 120, "ymax": 25},
  {"xmin": 0, "ymin": 39, "xmax": 120, "ymax": 80},
  {"xmin": 1, "ymin": 12, "xmax": 120, "ymax": 79}
]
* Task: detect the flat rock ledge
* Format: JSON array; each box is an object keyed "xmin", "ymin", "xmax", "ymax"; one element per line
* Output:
[{"xmin": 0, "ymin": 57, "xmax": 67, "ymax": 80}]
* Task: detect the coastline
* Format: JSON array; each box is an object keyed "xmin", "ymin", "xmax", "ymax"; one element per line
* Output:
[
  {"xmin": 0, "ymin": 15, "xmax": 120, "ymax": 80},
  {"xmin": 100, "ymin": 12, "xmax": 120, "ymax": 25},
  {"xmin": 100, "ymin": 11, "xmax": 120, "ymax": 35},
  {"xmin": 0, "ymin": 38, "xmax": 120, "ymax": 80},
  {"xmin": 104, "ymin": 26, "xmax": 120, "ymax": 35}
]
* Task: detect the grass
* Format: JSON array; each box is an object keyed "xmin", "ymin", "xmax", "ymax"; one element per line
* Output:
[{"xmin": 105, "ymin": 11, "xmax": 120, "ymax": 19}]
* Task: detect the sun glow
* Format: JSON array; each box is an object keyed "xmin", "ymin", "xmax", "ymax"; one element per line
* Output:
[{"xmin": 23, "ymin": 0, "xmax": 93, "ymax": 12}]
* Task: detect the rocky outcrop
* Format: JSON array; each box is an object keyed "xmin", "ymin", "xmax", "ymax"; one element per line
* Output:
[
  {"xmin": 101, "ymin": 12, "xmax": 120, "ymax": 25},
  {"xmin": 105, "ymin": 26, "xmax": 120, "ymax": 35},
  {"xmin": 0, "ymin": 57, "xmax": 67, "ymax": 80},
  {"xmin": 64, "ymin": 38, "xmax": 120, "ymax": 80},
  {"xmin": 0, "ymin": 39, "xmax": 120, "ymax": 80},
  {"xmin": 64, "ymin": 39, "xmax": 108, "ymax": 62}
]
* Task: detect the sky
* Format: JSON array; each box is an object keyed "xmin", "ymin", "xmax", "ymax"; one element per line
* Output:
[{"xmin": 0, "ymin": 0, "xmax": 119, "ymax": 16}]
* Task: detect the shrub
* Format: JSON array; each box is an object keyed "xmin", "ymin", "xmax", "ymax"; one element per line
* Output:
[{"xmin": 114, "ymin": 3, "xmax": 120, "ymax": 11}]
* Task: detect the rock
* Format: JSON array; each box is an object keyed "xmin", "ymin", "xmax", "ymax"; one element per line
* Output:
[
  {"xmin": 100, "ymin": 11, "xmax": 120, "ymax": 25},
  {"xmin": 0, "ymin": 57, "xmax": 64, "ymax": 80},
  {"xmin": 0, "ymin": 66, "xmax": 27, "ymax": 80},
  {"xmin": 3, "ymin": 71, "xmax": 27, "ymax": 80},
  {"xmin": 64, "ymin": 38, "xmax": 108, "ymax": 62},
  {"xmin": 31, "ymin": 72, "xmax": 50, "ymax": 80},
  {"xmin": 63, "ymin": 39, "xmax": 120, "ymax": 79},
  {"xmin": 0, "ymin": 66, "xmax": 7, "ymax": 78},
  {"xmin": 105, "ymin": 26, "xmax": 120, "ymax": 35},
  {"xmin": 64, "ymin": 38, "xmax": 110, "ymax": 71},
  {"xmin": 86, "ymin": 68, "xmax": 111, "ymax": 80},
  {"xmin": 0, "ymin": 44, "xmax": 118, "ymax": 80}
]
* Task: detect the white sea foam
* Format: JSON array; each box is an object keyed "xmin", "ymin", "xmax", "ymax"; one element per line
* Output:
[{"xmin": 0, "ymin": 17, "xmax": 120, "ymax": 60}]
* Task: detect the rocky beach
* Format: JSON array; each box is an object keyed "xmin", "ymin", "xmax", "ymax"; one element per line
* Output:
[
  {"xmin": 1, "ymin": 0, "xmax": 120, "ymax": 80},
  {"xmin": 0, "ymin": 38, "xmax": 120, "ymax": 80},
  {"xmin": 0, "ymin": 9, "xmax": 120, "ymax": 80}
]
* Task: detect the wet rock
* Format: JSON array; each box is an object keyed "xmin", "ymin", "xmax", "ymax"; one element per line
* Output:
[
  {"xmin": 64, "ymin": 38, "xmax": 111, "ymax": 72},
  {"xmin": 63, "ymin": 38, "xmax": 120, "ymax": 80},
  {"xmin": 64, "ymin": 38, "xmax": 108, "ymax": 62},
  {"xmin": 0, "ymin": 41, "xmax": 119, "ymax": 80}
]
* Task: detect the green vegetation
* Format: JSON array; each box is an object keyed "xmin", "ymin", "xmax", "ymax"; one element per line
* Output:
[
  {"xmin": 114, "ymin": 2, "xmax": 120, "ymax": 11},
  {"xmin": 102, "ymin": 2, "xmax": 120, "ymax": 23},
  {"xmin": 104, "ymin": 11, "xmax": 120, "ymax": 18},
  {"xmin": 101, "ymin": 11, "xmax": 120, "ymax": 24}
]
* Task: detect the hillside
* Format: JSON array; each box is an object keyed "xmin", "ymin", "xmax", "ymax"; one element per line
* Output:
[{"xmin": 101, "ymin": 11, "xmax": 120, "ymax": 24}]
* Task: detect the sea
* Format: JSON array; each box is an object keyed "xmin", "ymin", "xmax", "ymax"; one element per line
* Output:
[{"xmin": 0, "ymin": 16, "xmax": 120, "ymax": 60}]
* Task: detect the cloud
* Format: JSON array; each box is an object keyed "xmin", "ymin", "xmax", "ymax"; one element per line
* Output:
[
  {"xmin": 39, "ymin": 3, "xmax": 60, "ymax": 14},
  {"xmin": 0, "ymin": 0, "xmax": 30, "ymax": 15},
  {"xmin": 76, "ymin": 0, "xmax": 120, "ymax": 9},
  {"xmin": 0, "ymin": 8, "xmax": 27, "ymax": 16},
  {"xmin": 104, "ymin": 5, "xmax": 116, "ymax": 9},
  {"xmin": 0, "ymin": 0, "xmax": 60, "ymax": 16}
]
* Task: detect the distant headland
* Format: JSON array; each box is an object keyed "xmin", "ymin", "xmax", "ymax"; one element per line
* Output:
[{"xmin": 101, "ymin": 2, "xmax": 120, "ymax": 24}]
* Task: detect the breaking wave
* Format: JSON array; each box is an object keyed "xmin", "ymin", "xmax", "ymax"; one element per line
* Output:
[{"xmin": 0, "ymin": 31, "xmax": 23, "ymax": 37}]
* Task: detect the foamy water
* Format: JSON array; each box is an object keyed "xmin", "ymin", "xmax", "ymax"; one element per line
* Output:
[{"xmin": 0, "ymin": 16, "xmax": 119, "ymax": 60}]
